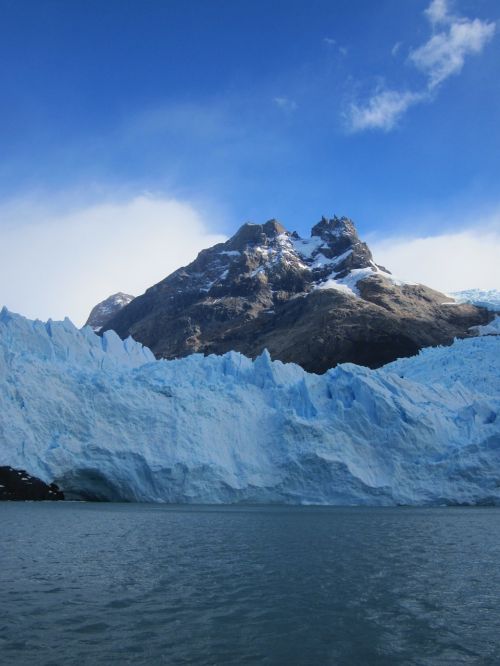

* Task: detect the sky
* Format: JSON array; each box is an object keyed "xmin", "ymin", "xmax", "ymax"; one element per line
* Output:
[{"xmin": 0, "ymin": 0, "xmax": 499, "ymax": 324}]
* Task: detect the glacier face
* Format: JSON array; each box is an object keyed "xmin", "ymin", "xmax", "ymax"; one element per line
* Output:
[
  {"xmin": 0, "ymin": 306, "xmax": 499, "ymax": 505},
  {"xmin": 451, "ymin": 289, "xmax": 500, "ymax": 312}
]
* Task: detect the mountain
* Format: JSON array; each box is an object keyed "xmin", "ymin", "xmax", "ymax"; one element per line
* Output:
[
  {"xmin": 1, "ymin": 307, "xmax": 499, "ymax": 505},
  {"xmin": 85, "ymin": 292, "xmax": 135, "ymax": 332},
  {"xmin": 101, "ymin": 217, "xmax": 492, "ymax": 373}
]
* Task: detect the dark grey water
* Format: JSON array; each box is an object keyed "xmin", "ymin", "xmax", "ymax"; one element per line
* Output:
[{"xmin": 1, "ymin": 504, "xmax": 500, "ymax": 665}]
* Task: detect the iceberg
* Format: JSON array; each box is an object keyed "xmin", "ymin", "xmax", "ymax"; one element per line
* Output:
[{"xmin": 0, "ymin": 307, "xmax": 499, "ymax": 505}]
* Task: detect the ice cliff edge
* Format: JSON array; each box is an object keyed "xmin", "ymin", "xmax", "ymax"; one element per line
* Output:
[{"xmin": 0, "ymin": 307, "xmax": 499, "ymax": 505}]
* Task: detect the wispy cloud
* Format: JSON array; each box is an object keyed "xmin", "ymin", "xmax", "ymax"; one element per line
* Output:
[
  {"xmin": 324, "ymin": 36, "xmax": 348, "ymax": 56},
  {"xmin": 273, "ymin": 96, "xmax": 298, "ymax": 112},
  {"xmin": 348, "ymin": 89, "xmax": 425, "ymax": 132},
  {"xmin": 409, "ymin": 9, "xmax": 496, "ymax": 89},
  {"xmin": 0, "ymin": 193, "xmax": 226, "ymax": 325},
  {"xmin": 347, "ymin": 0, "xmax": 496, "ymax": 132},
  {"xmin": 391, "ymin": 41, "xmax": 402, "ymax": 57}
]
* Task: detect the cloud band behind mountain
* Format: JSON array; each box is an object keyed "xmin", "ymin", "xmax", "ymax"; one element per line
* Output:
[
  {"xmin": 372, "ymin": 225, "xmax": 500, "ymax": 293},
  {"xmin": 0, "ymin": 194, "xmax": 226, "ymax": 325}
]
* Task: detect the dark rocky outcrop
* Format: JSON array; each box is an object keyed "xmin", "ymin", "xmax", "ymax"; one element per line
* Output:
[
  {"xmin": 102, "ymin": 216, "xmax": 493, "ymax": 372},
  {"xmin": 85, "ymin": 292, "xmax": 135, "ymax": 332},
  {"xmin": 0, "ymin": 466, "xmax": 64, "ymax": 500}
]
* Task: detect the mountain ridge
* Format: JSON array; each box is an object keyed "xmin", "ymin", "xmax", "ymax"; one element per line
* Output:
[{"xmin": 101, "ymin": 216, "xmax": 493, "ymax": 372}]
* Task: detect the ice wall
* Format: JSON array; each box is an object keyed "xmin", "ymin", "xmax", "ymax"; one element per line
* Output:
[{"xmin": 1, "ymin": 307, "xmax": 499, "ymax": 504}]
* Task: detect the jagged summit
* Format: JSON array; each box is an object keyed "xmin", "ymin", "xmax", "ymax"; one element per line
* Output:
[
  {"xmin": 311, "ymin": 215, "xmax": 357, "ymax": 239},
  {"xmin": 101, "ymin": 215, "xmax": 492, "ymax": 372},
  {"xmin": 135, "ymin": 215, "xmax": 385, "ymax": 307},
  {"xmin": 227, "ymin": 219, "xmax": 286, "ymax": 251},
  {"xmin": 182, "ymin": 214, "xmax": 383, "ymax": 294}
]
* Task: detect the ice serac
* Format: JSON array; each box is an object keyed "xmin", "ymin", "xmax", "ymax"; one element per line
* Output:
[
  {"xmin": 1, "ymin": 308, "xmax": 499, "ymax": 505},
  {"xmin": 85, "ymin": 292, "xmax": 135, "ymax": 332},
  {"xmin": 102, "ymin": 216, "xmax": 492, "ymax": 372}
]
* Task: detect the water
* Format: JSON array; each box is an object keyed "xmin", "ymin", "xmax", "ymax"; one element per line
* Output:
[{"xmin": 1, "ymin": 504, "xmax": 500, "ymax": 665}]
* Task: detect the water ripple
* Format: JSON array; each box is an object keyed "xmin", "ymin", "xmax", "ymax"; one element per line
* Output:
[{"xmin": 1, "ymin": 503, "xmax": 500, "ymax": 665}]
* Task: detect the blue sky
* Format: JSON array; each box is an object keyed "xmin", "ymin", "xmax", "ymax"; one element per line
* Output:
[{"xmin": 0, "ymin": 0, "xmax": 499, "ymax": 322}]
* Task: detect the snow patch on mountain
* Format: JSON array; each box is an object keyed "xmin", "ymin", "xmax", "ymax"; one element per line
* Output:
[
  {"xmin": 1, "ymin": 308, "xmax": 499, "ymax": 505},
  {"xmin": 315, "ymin": 266, "xmax": 409, "ymax": 297},
  {"xmin": 291, "ymin": 235, "xmax": 330, "ymax": 262}
]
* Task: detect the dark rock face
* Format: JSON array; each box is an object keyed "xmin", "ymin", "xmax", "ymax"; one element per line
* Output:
[
  {"xmin": 310, "ymin": 216, "xmax": 387, "ymax": 278},
  {"xmin": 0, "ymin": 466, "xmax": 64, "ymax": 501},
  {"xmin": 102, "ymin": 216, "xmax": 493, "ymax": 372},
  {"xmin": 85, "ymin": 292, "xmax": 135, "ymax": 332}
]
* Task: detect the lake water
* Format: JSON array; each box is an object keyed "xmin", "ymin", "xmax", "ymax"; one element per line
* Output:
[{"xmin": 1, "ymin": 503, "xmax": 500, "ymax": 665}]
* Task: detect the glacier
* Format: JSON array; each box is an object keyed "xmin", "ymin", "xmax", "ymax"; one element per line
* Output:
[
  {"xmin": 0, "ymin": 306, "xmax": 499, "ymax": 505},
  {"xmin": 451, "ymin": 288, "xmax": 500, "ymax": 312}
]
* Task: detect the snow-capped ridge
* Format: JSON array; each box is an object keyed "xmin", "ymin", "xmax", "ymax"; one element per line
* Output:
[
  {"xmin": 99, "ymin": 215, "xmax": 492, "ymax": 372},
  {"xmin": 183, "ymin": 215, "xmax": 394, "ymax": 295}
]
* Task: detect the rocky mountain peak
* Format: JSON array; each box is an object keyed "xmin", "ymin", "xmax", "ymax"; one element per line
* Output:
[
  {"xmin": 311, "ymin": 215, "xmax": 358, "ymax": 242},
  {"xmin": 226, "ymin": 219, "xmax": 286, "ymax": 251},
  {"xmin": 85, "ymin": 292, "xmax": 135, "ymax": 332},
  {"xmin": 99, "ymin": 213, "xmax": 492, "ymax": 372},
  {"xmin": 306, "ymin": 215, "xmax": 386, "ymax": 278},
  {"xmin": 310, "ymin": 214, "xmax": 359, "ymax": 252},
  {"xmin": 262, "ymin": 218, "xmax": 286, "ymax": 236}
]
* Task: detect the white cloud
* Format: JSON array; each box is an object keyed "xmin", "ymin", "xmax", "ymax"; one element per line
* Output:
[
  {"xmin": 371, "ymin": 226, "xmax": 500, "ymax": 293},
  {"xmin": 348, "ymin": 89, "xmax": 425, "ymax": 132},
  {"xmin": 425, "ymin": 0, "xmax": 451, "ymax": 26},
  {"xmin": 391, "ymin": 41, "xmax": 403, "ymax": 57},
  {"xmin": 347, "ymin": 0, "xmax": 495, "ymax": 132},
  {"xmin": 0, "ymin": 194, "xmax": 226, "ymax": 326},
  {"xmin": 409, "ymin": 15, "xmax": 496, "ymax": 89},
  {"xmin": 273, "ymin": 96, "xmax": 298, "ymax": 112}
]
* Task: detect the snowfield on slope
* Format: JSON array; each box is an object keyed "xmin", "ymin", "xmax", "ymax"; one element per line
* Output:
[{"xmin": 0, "ymin": 307, "xmax": 499, "ymax": 505}]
